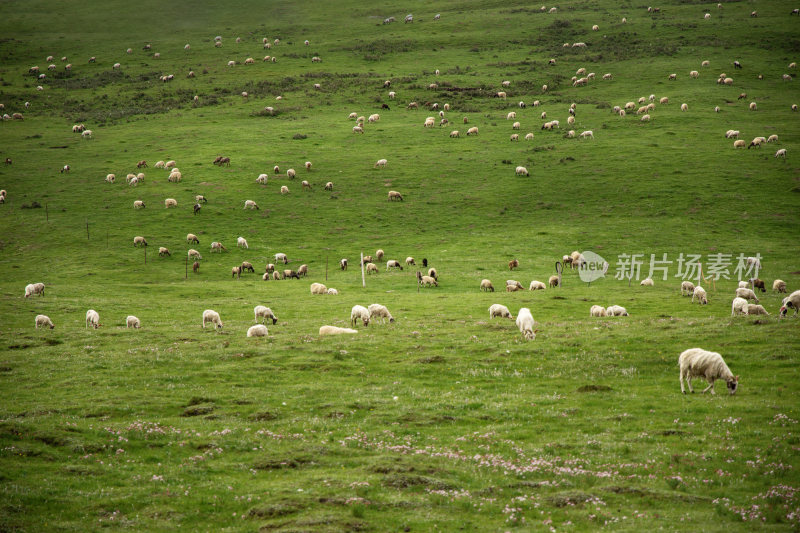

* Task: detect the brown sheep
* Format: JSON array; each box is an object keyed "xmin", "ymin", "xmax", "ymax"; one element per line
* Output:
[
  {"xmin": 193, "ymin": 261, "xmax": 200, "ymax": 274},
  {"xmin": 232, "ymin": 266, "xmax": 242, "ymax": 279},
  {"xmin": 751, "ymin": 278, "xmax": 766, "ymax": 293},
  {"xmin": 241, "ymin": 261, "xmax": 255, "ymax": 273},
  {"xmin": 549, "ymin": 275, "xmax": 560, "ymax": 288},
  {"xmin": 508, "ymin": 259, "xmax": 519, "ymax": 270}
]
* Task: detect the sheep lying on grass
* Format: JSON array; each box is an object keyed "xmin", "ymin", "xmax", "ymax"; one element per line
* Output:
[
  {"xmin": 319, "ymin": 325, "xmax": 358, "ymax": 335},
  {"xmin": 679, "ymin": 348, "xmax": 738, "ymax": 395},
  {"xmin": 247, "ymin": 324, "xmax": 268, "ymax": 337}
]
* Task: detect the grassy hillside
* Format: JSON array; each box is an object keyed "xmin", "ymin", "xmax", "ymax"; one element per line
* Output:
[{"xmin": 1, "ymin": 0, "xmax": 799, "ymax": 530}]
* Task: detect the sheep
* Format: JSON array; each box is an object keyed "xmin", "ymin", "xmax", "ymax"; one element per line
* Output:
[
  {"xmin": 340, "ymin": 258, "xmax": 348, "ymax": 270},
  {"xmin": 113, "ymin": 62, "xmax": 121, "ymax": 69},
  {"xmin": 254, "ymin": 305, "xmax": 278, "ymax": 324},
  {"xmin": 516, "ymin": 308, "xmax": 536, "ymax": 340},
  {"xmin": 749, "ymin": 102, "xmax": 757, "ymax": 111},
  {"xmin": 592, "ymin": 24, "xmax": 599, "ymax": 30},
  {"xmin": 319, "ymin": 325, "xmax": 358, "ymax": 336},
  {"xmin": 362, "ymin": 255, "xmax": 373, "ymax": 265},
  {"xmin": 158, "ymin": 247, "xmax": 171, "ymax": 257},
  {"xmin": 133, "ymin": 200, "xmax": 145, "ymax": 209},
  {"xmin": 508, "ymin": 259, "xmax": 519, "ymax": 270},
  {"xmin": 247, "ymin": 324, "xmax": 268, "ymax": 337},
  {"xmin": 548, "ymin": 275, "xmax": 560, "ymax": 288},
  {"xmin": 681, "ymin": 348, "xmax": 741, "ymax": 397},
  {"xmin": 388, "ymin": 91, "xmax": 396, "ymax": 99},
  {"xmin": 231, "ymin": 266, "xmax": 242, "ymax": 279},
  {"xmin": 579, "ymin": 130, "xmax": 594, "ymax": 139},
  {"xmin": 743, "ymin": 303, "xmax": 769, "ymax": 316},
  {"xmin": 506, "ymin": 283, "xmax": 523, "ymax": 292},
  {"xmin": 738, "ymin": 280, "xmax": 749, "ymax": 289},
  {"xmin": 419, "ymin": 275, "xmax": 438, "ymax": 287},
  {"xmin": 280, "ymin": 185, "xmax": 289, "ymax": 195},
  {"xmin": 776, "ymin": 149, "xmax": 787, "ymax": 159},
  {"xmin": 506, "ymin": 111, "xmax": 517, "ymax": 121},
  {"xmin": 85, "ymin": 309, "xmax": 100, "ymax": 329},
  {"xmin": 773, "ymin": 279, "xmax": 787, "ymax": 293},
  {"xmin": 350, "ymin": 305, "xmax": 370, "ymax": 327},
  {"xmin": 668, "ymin": 73, "xmax": 677, "ymax": 81},
  {"xmin": 467, "ymin": 127, "xmax": 479, "ymax": 136},
  {"xmin": 529, "ymin": 280, "xmax": 546, "ymax": 291},
  {"xmin": 324, "ymin": 181, "xmax": 333, "ymax": 191},
  {"xmin": 202, "ymin": 309, "xmax": 223, "ymax": 330},
  {"xmin": 35, "ymin": 314, "xmax": 54, "ymax": 329},
  {"xmin": 186, "ymin": 234, "xmax": 200, "ymax": 244},
  {"xmin": 680, "ymin": 103, "xmax": 688, "ymax": 112},
  {"xmin": 353, "ymin": 126, "xmax": 364, "ymax": 134},
  {"xmin": 164, "ymin": 198, "xmax": 177, "ymax": 208},
  {"xmin": 714, "ymin": 106, "xmax": 720, "ymax": 113},
  {"xmin": 480, "ymin": 279, "xmax": 495, "ymax": 292},
  {"xmin": 690, "ymin": 70, "xmax": 699, "ymax": 78},
  {"xmin": 310, "ymin": 282, "xmax": 328, "ymax": 295},
  {"xmin": 567, "ymin": 116, "xmax": 575, "ymax": 126},
  {"xmin": 327, "ymin": 288, "xmax": 338, "ymax": 295},
  {"xmin": 244, "ymin": 200, "xmax": 259, "ymax": 210},
  {"xmin": 366, "ymin": 263, "xmax": 378, "ymax": 274},
  {"xmin": 692, "ymin": 286, "xmax": 708, "ymax": 304},
  {"xmin": 731, "ymin": 296, "xmax": 749, "ymax": 316},
  {"xmin": 606, "ymin": 305, "xmax": 629, "ymax": 316},
  {"xmin": 368, "ymin": 304, "xmax": 395, "ymax": 323},
  {"xmin": 489, "ymin": 304, "xmax": 513, "ymax": 319},
  {"xmin": 427, "ymin": 268, "xmax": 438, "ymax": 281},
  {"xmin": 188, "ymin": 249, "xmax": 202, "ymax": 260},
  {"xmin": 81, "ymin": 130, "xmax": 93, "ymax": 139},
  {"xmin": 514, "ymin": 165, "xmax": 530, "ymax": 177},
  {"xmin": 590, "ymin": 305, "xmax": 607, "ymax": 317},
  {"xmin": 168, "ymin": 171, "xmax": 181, "ymax": 182},
  {"xmin": 767, "ymin": 134, "xmax": 779, "ymax": 144},
  {"xmin": 133, "ymin": 236, "xmax": 147, "ymax": 247},
  {"xmin": 125, "ymin": 315, "xmax": 141, "ymax": 329},
  {"xmin": 745, "ymin": 256, "xmax": 761, "ymax": 270},
  {"xmin": 24, "ymin": 282, "xmax": 45, "ymax": 298},
  {"xmin": 272, "ymin": 271, "xmax": 281, "ymax": 280},
  {"xmin": 780, "ymin": 290, "xmax": 800, "ymax": 317},
  {"xmin": 734, "ymin": 140, "xmax": 746, "ymax": 148},
  {"xmin": 640, "ymin": 278, "xmax": 654, "ymax": 286},
  {"xmin": 386, "ymin": 260, "xmax": 403, "ymax": 271},
  {"xmin": 735, "ymin": 288, "xmax": 759, "ymax": 302},
  {"xmin": 512, "ymin": 122, "xmax": 521, "ymax": 132},
  {"xmin": 725, "ymin": 130, "xmax": 740, "ymax": 139},
  {"xmin": 641, "ymin": 114, "xmax": 651, "ymax": 122},
  {"xmin": 388, "ymin": 191, "xmax": 404, "ymax": 201},
  {"xmin": 424, "ymin": 117, "xmax": 435, "ymax": 128},
  {"xmin": 751, "ymin": 278, "xmax": 766, "ymax": 292},
  {"xmin": 450, "ymin": 130, "xmax": 460, "ymax": 138},
  {"xmin": 211, "ymin": 241, "xmax": 227, "ymax": 252}
]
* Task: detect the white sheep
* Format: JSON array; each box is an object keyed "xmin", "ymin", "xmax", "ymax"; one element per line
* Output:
[
  {"xmin": 525, "ymin": 133, "xmax": 534, "ymax": 141},
  {"xmin": 202, "ymin": 309, "xmax": 223, "ymax": 329},
  {"xmin": 743, "ymin": 303, "xmax": 769, "ymax": 316},
  {"xmin": 467, "ymin": 126, "xmax": 479, "ymax": 136},
  {"xmin": 690, "ymin": 70, "xmax": 699, "ymax": 78},
  {"xmin": 419, "ymin": 275, "xmax": 438, "ymax": 287},
  {"xmin": 781, "ymin": 290, "xmax": 800, "ymax": 317},
  {"xmin": 310, "ymin": 282, "xmax": 328, "ymax": 295},
  {"xmin": 773, "ymin": 279, "xmax": 787, "ymax": 293},
  {"xmin": 281, "ymin": 185, "xmax": 289, "ymax": 194},
  {"xmin": 164, "ymin": 198, "xmax": 177, "ymax": 208},
  {"xmin": 237, "ymin": 237, "xmax": 248, "ymax": 249},
  {"xmin": 776, "ymin": 149, "xmax": 787, "ymax": 159},
  {"xmin": 480, "ymin": 279, "xmax": 495, "ymax": 292},
  {"xmin": 106, "ymin": 173, "xmax": 116, "ymax": 183},
  {"xmin": 579, "ymin": 130, "xmax": 594, "ymax": 139},
  {"xmin": 738, "ymin": 280, "xmax": 749, "ymax": 289},
  {"xmin": 188, "ymin": 249, "xmax": 202, "ymax": 260},
  {"xmin": 606, "ymin": 305, "xmax": 629, "ymax": 316},
  {"xmin": 516, "ymin": 307, "xmax": 536, "ymax": 340},
  {"xmin": 158, "ymin": 247, "xmax": 171, "ymax": 257},
  {"xmin": 247, "ymin": 324, "xmax": 268, "ymax": 337},
  {"xmin": 319, "ymin": 325, "xmax": 358, "ymax": 335},
  {"xmin": 641, "ymin": 114, "xmax": 651, "ymax": 122},
  {"xmin": 529, "ymin": 280, "xmax": 546, "ymax": 291},
  {"xmin": 211, "ymin": 241, "xmax": 227, "ymax": 252},
  {"xmin": 680, "ymin": 103, "xmax": 688, "ymax": 111},
  {"xmin": 745, "ymin": 256, "xmax": 761, "ymax": 270},
  {"xmin": 366, "ymin": 263, "xmax": 378, "ymax": 274},
  {"xmin": 85, "ymin": 309, "xmax": 100, "ymax": 329},
  {"xmin": 735, "ymin": 288, "xmax": 759, "ymax": 302},
  {"xmin": 386, "ymin": 260, "xmax": 403, "ymax": 271},
  {"xmin": 515, "ymin": 166, "xmax": 529, "ymax": 176},
  {"xmin": 368, "ymin": 304, "xmax": 394, "ymax": 323},
  {"xmin": 731, "ymin": 296, "xmax": 748, "ymax": 316},
  {"xmin": 24, "ymin": 282, "xmax": 45, "ymax": 298},
  {"xmin": 35, "ymin": 314, "xmax": 54, "ymax": 329},
  {"xmin": 275, "ymin": 253, "xmax": 288, "ymax": 264},
  {"xmin": 590, "ymin": 305, "xmax": 607, "ymax": 317},
  {"xmin": 679, "ymin": 348, "xmax": 738, "ymax": 395},
  {"xmin": 126, "ymin": 315, "xmax": 141, "ymax": 328},
  {"xmin": 350, "ymin": 305, "xmax": 370, "ymax": 327},
  {"xmin": 692, "ymin": 286, "xmax": 708, "ymax": 304},
  {"xmin": 489, "ymin": 304, "xmax": 513, "ymax": 319},
  {"xmin": 327, "ymin": 288, "xmax": 338, "ymax": 295},
  {"xmin": 244, "ymin": 200, "xmax": 259, "ymax": 210},
  {"xmin": 133, "ymin": 236, "xmax": 147, "ymax": 247},
  {"xmin": 254, "ymin": 306, "xmax": 277, "ymax": 324},
  {"xmin": 640, "ymin": 278, "xmax": 654, "ymax": 286},
  {"xmin": 734, "ymin": 140, "xmax": 746, "ymax": 148}
]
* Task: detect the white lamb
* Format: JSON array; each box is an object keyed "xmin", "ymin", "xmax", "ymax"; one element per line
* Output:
[
  {"xmin": 606, "ymin": 305, "xmax": 629, "ymax": 316},
  {"xmin": 679, "ymin": 348, "xmax": 738, "ymax": 395},
  {"xmin": 368, "ymin": 304, "xmax": 395, "ymax": 323},
  {"xmin": 319, "ymin": 325, "xmax": 358, "ymax": 336},
  {"xmin": 489, "ymin": 304, "xmax": 513, "ymax": 319},
  {"xmin": 731, "ymin": 297, "xmax": 748, "ymax": 316},
  {"xmin": 350, "ymin": 305, "xmax": 370, "ymax": 326},
  {"xmin": 516, "ymin": 307, "xmax": 536, "ymax": 340},
  {"xmin": 692, "ymin": 286, "xmax": 708, "ymax": 304},
  {"xmin": 247, "ymin": 324, "xmax": 268, "ymax": 337},
  {"xmin": 375, "ymin": 158, "xmax": 388, "ymax": 168},
  {"xmin": 126, "ymin": 315, "xmax": 141, "ymax": 328},
  {"xmin": 310, "ymin": 283, "xmax": 328, "ymax": 295},
  {"xmin": 202, "ymin": 309, "xmax": 223, "ymax": 329},
  {"xmin": 85, "ymin": 309, "xmax": 100, "ymax": 329},
  {"xmin": 35, "ymin": 314, "xmax": 54, "ymax": 329},
  {"xmin": 590, "ymin": 305, "xmax": 607, "ymax": 317},
  {"xmin": 254, "ymin": 305, "xmax": 277, "ymax": 324},
  {"xmin": 529, "ymin": 280, "xmax": 546, "ymax": 291},
  {"xmin": 515, "ymin": 166, "xmax": 529, "ymax": 176}
]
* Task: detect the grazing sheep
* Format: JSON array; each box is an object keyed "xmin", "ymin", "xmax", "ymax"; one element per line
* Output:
[
  {"xmin": 512, "ymin": 122, "xmax": 520, "ymax": 131},
  {"xmin": 548, "ymin": 275, "xmax": 560, "ymax": 288},
  {"xmin": 133, "ymin": 200, "xmax": 145, "ymax": 209},
  {"xmin": 529, "ymin": 280, "xmax": 546, "ymax": 291},
  {"xmin": 240, "ymin": 261, "xmax": 255, "ymax": 273},
  {"xmin": 366, "ymin": 263, "xmax": 378, "ymax": 274},
  {"xmin": 734, "ymin": 140, "xmax": 746, "ymax": 148},
  {"xmin": 516, "ymin": 308, "xmax": 536, "ymax": 340},
  {"xmin": 780, "ymin": 290, "xmax": 800, "ymax": 317},
  {"xmin": 164, "ymin": 198, "xmax": 177, "ymax": 208},
  {"xmin": 281, "ymin": 185, "xmax": 289, "ymax": 194},
  {"xmin": 85, "ymin": 309, "xmax": 100, "ymax": 329},
  {"xmin": 368, "ymin": 304, "xmax": 394, "ymax": 323},
  {"xmin": 158, "ymin": 247, "xmax": 171, "ymax": 257},
  {"xmin": 735, "ymin": 288, "xmax": 759, "ymax": 302},
  {"xmin": 579, "ymin": 130, "xmax": 594, "ymax": 139},
  {"xmin": 247, "ymin": 324, "xmax": 268, "ymax": 337},
  {"xmin": 776, "ymin": 148, "xmax": 787, "ymax": 159},
  {"xmin": 126, "ymin": 315, "xmax": 141, "ymax": 329},
  {"xmin": 692, "ymin": 286, "xmax": 708, "ymax": 304},
  {"xmin": 480, "ymin": 279, "xmax": 495, "ymax": 292},
  {"xmin": 324, "ymin": 181, "xmax": 333, "ymax": 191},
  {"xmin": 679, "ymin": 348, "xmax": 738, "ymax": 395},
  {"xmin": 506, "ymin": 284, "xmax": 523, "ymax": 292},
  {"xmin": 350, "ymin": 305, "xmax": 370, "ymax": 326},
  {"xmin": 310, "ymin": 282, "xmax": 328, "ymax": 295},
  {"xmin": 489, "ymin": 304, "xmax": 513, "ymax": 319},
  {"xmin": 680, "ymin": 103, "xmax": 688, "ymax": 112},
  {"xmin": 606, "ymin": 305, "xmax": 629, "ymax": 316},
  {"xmin": 525, "ymin": 133, "xmax": 534, "ymax": 140},
  {"xmin": 231, "ymin": 266, "xmax": 243, "ymax": 279},
  {"xmin": 35, "ymin": 314, "xmax": 54, "ymax": 329},
  {"xmin": 254, "ymin": 305, "xmax": 278, "ymax": 324},
  {"xmin": 515, "ymin": 166, "xmax": 529, "ymax": 176},
  {"xmin": 211, "ymin": 241, "xmax": 227, "ymax": 252},
  {"xmin": 751, "ymin": 278, "xmax": 766, "ymax": 292},
  {"xmin": 427, "ymin": 268, "xmax": 438, "ymax": 281},
  {"xmin": 773, "ymin": 279, "xmax": 787, "ymax": 293},
  {"xmin": 749, "ymin": 102, "xmax": 757, "ymax": 111},
  {"xmin": 133, "ymin": 236, "xmax": 147, "ymax": 247},
  {"xmin": 738, "ymin": 281, "xmax": 749, "ymax": 289},
  {"xmin": 388, "ymin": 191, "xmax": 404, "ymax": 201},
  {"xmin": 202, "ymin": 309, "xmax": 223, "ymax": 330},
  {"xmin": 386, "ymin": 260, "xmax": 403, "ymax": 271},
  {"xmin": 640, "ymin": 278, "xmax": 654, "ymax": 286},
  {"xmin": 272, "ymin": 271, "xmax": 281, "ymax": 280},
  {"xmin": 508, "ymin": 259, "xmax": 519, "ymax": 270},
  {"xmin": 353, "ymin": 126, "xmax": 364, "ymax": 134},
  {"xmin": 188, "ymin": 249, "xmax": 202, "ymax": 260},
  {"xmin": 24, "ymin": 282, "xmax": 45, "ymax": 298},
  {"xmin": 641, "ymin": 114, "xmax": 651, "ymax": 122},
  {"xmin": 274, "ymin": 253, "xmax": 288, "ymax": 264},
  {"xmin": 327, "ymin": 288, "xmax": 338, "ymax": 295},
  {"xmin": 319, "ymin": 325, "xmax": 358, "ymax": 336},
  {"xmin": 743, "ymin": 303, "xmax": 769, "ymax": 316},
  {"xmin": 340, "ymin": 258, "xmax": 348, "ymax": 270},
  {"xmin": 767, "ymin": 134, "xmax": 779, "ymax": 143},
  {"xmin": 467, "ymin": 126, "xmax": 479, "ymax": 136},
  {"xmin": 690, "ymin": 70, "xmax": 699, "ymax": 78},
  {"xmin": 419, "ymin": 275, "xmax": 438, "ymax": 287},
  {"xmin": 590, "ymin": 305, "xmax": 607, "ymax": 317},
  {"xmin": 186, "ymin": 234, "xmax": 200, "ymax": 245},
  {"xmin": 732, "ymin": 296, "xmax": 749, "ymax": 316}
]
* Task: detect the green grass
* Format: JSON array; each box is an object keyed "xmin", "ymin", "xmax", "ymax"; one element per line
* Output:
[{"xmin": 1, "ymin": 0, "xmax": 800, "ymax": 530}]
